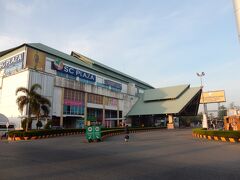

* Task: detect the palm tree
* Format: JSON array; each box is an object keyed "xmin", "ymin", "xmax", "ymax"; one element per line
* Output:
[
  {"xmin": 34, "ymin": 95, "xmax": 51, "ymax": 130},
  {"xmin": 16, "ymin": 84, "xmax": 51, "ymax": 131}
]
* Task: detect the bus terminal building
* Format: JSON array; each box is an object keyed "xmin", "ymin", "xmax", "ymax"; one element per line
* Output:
[{"xmin": 0, "ymin": 43, "xmax": 201, "ymax": 129}]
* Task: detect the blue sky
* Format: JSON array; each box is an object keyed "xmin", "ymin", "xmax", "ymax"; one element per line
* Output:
[{"xmin": 0, "ymin": 0, "xmax": 239, "ymax": 107}]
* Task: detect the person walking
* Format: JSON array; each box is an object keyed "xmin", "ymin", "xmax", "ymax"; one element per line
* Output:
[{"xmin": 124, "ymin": 125, "xmax": 129, "ymax": 142}]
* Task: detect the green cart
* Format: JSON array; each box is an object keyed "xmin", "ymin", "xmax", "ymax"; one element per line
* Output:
[{"xmin": 85, "ymin": 125, "xmax": 102, "ymax": 142}]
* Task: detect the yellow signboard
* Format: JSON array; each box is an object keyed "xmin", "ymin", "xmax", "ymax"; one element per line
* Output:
[
  {"xmin": 26, "ymin": 47, "xmax": 46, "ymax": 71},
  {"xmin": 200, "ymin": 90, "xmax": 226, "ymax": 104}
]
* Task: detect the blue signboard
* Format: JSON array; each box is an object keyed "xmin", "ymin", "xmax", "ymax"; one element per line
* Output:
[
  {"xmin": 104, "ymin": 79, "xmax": 122, "ymax": 90},
  {"xmin": 0, "ymin": 53, "xmax": 24, "ymax": 70},
  {"xmin": 52, "ymin": 61, "xmax": 96, "ymax": 82}
]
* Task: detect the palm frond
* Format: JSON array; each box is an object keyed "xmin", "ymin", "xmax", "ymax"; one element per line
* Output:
[
  {"xmin": 30, "ymin": 84, "xmax": 42, "ymax": 93},
  {"xmin": 16, "ymin": 87, "xmax": 29, "ymax": 95},
  {"xmin": 41, "ymin": 105, "xmax": 50, "ymax": 116},
  {"xmin": 16, "ymin": 96, "xmax": 29, "ymax": 112},
  {"xmin": 30, "ymin": 98, "xmax": 40, "ymax": 111},
  {"xmin": 39, "ymin": 96, "xmax": 51, "ymax": 107}
]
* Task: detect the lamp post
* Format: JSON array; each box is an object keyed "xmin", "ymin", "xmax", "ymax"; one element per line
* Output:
[
  {"xmin": 196, "ymin": 72, "xmax": 205, "ymax": 88},
  {"xmin": 196, "ymin": 72, "xmax": 208, "ymax": 129}
]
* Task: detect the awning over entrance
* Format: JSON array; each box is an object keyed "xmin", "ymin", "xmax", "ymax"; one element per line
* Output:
[{"xmin": 127, "ymin": 84, "xmax": 202, "ymax": 117}]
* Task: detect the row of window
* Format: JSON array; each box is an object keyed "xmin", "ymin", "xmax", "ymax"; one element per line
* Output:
[
  {"xmin": 105, "ymin": 110, "xmax": 118, "ymax": 118},
  {"xmin": 87, "ymin": 93, "xmax": 118, "ymax": 106},
  {"xmin": 104, "ymin": 96, "xmax": 118, "ymax": 106},
  {"xmin": 87, "ymin": 93, "xmax": 103, "ymax": 104},
  {"xmin": 87, "ymin": 108, "xmax": 103, "ymax": 121},
  {"xmin": 64, "ymin": 89, "xmax": 118, "ymax": 106},
  {"xmin": 63, "ymin": 106, "xmax": 122, "ymax": 120},
  {"xmin": 63, "ymin": 105, "xmax": 84, "ymax": 115},
  {"xmin": 64, "ymin": 88, "xmax": 85, "ymax": 101}
]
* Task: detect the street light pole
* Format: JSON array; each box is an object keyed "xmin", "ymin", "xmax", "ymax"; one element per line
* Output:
[
  {"xmin": 196, "ymin": 72, "xmax": 208, "ymax": 129},
  {"xmin": 196, "ymin": 72, "xmax": 205, "ymax": 88}
]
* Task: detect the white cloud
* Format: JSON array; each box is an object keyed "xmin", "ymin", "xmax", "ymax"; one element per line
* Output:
[{"xmin": 3, "ymin": 0, "xmax": 34, "ymax": 16}]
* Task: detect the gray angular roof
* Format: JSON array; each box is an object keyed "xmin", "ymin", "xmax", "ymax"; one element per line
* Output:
[
  {"xmin": 127, "ymin": 85, "xmax": 201, "ymax": 116},
  {"xmin": 144, "ymin": 84, "xmax": 190, "ymax": 101}
]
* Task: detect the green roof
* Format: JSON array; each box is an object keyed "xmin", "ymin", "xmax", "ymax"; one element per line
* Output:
[
  {"xmin": 27, "ymin": 43, "xmax": 90, "ymax": 68},
  {"xmin": 0, "ymin": 43, "xmax": 153, "ymax": 89},
  {"xmin": 143, "ymin": 84, "xmax": 189, "ymax": 101},
  {"xmin": 127, "ymin": 85, "xmax": 201, "ymax": 116}
]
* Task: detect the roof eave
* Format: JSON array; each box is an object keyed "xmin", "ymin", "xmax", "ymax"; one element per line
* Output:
[{"xmin": 0, "ymin": 43, "xmax": 27, "ymax": 57}]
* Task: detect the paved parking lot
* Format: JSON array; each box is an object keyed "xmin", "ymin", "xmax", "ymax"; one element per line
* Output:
[{"xmin": 1, "ymin": 129, "xmax": 240, "ymax": 180}]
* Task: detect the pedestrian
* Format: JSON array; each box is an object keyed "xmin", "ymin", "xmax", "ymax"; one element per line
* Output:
[{"xmin": 124, "ymin": 125, "xmax": 129, "ymax": 142}]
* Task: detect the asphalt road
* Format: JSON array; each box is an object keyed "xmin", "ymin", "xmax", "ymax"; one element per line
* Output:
[{"xmin": 0, "ymin": 129, "xmax": 240, "ymax": 180}]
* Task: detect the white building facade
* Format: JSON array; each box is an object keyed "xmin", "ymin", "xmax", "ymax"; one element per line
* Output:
[{"xmin": 0, "ymin": 43, "xmax": 153, "ymax": 129}]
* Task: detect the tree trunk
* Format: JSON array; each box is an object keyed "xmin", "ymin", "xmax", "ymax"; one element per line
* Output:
[
  {"xmin": 36, "ymin": 114, "xmax": 39, "ymax": 130},
  {"xmin": 25, "ymin": 116, "xmax": 30, "ymax": 132},
  {"xmin": 26, "ymin": 108, "xmax": 31, "ymax": 132}
]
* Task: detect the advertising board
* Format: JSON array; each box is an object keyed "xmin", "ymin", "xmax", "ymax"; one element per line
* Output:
[
  {"xmin": 0, "ymin": 52, "xmax": 24, "ymax": 76},
  {"xmin": 52, "ymin": 59, "xmax": 96, "ymax": 82},
  {"xmin": 26, "ymin": 48, "xmax": 46, "ymax": 71},
  {"xmin": 200, "ymin": 90, "xmax": 226, "ymax": 104}
]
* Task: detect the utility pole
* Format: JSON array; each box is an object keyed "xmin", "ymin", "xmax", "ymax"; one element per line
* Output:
[{"xmin": 233, "ymin": 0, "xmax": 240, "ymax": 42}]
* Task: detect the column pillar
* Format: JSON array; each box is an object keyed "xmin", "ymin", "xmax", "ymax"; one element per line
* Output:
[
  {"xmin": 60, "ymin": 88, "xmax": 64, "ymax": 127},
  {"xmin": 167, "ymin": 114, "xmax": 174, "ymax": 129},
  {"xmin": 117, "ymin": 99, "xmax": 120, "ymax": 127},
  {"xmin": 84, "ymin": 92, "xmax": 88, "ymax": 126},
  {"xmin": 102, "ymin": 96, "xmax": 106, "ymax": 127},
  {"xmin": 202, "ymin": 104, "xmax": 208, "ymax": 128}
]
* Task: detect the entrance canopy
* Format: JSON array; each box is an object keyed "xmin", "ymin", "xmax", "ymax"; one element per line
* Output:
[{"xmin": 127, "ymin": 84, "xmax": 201, "ymax": 117}]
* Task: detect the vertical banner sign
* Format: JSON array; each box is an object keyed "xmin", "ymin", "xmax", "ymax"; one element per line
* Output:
[{"xmin": 26, "ymin": 48, "xmax": 46, "ymax": 71}]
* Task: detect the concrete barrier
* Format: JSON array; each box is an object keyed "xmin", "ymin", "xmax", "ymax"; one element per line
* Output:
[{"xmin": 193, "ymin": 133, "xmax": 239, "ymax": 143}]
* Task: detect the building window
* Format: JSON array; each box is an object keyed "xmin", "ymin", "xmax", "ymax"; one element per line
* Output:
[
  {"xmin": 63, "ymin": 105, "xmax": 84, "ymax": 115},
  {"xmin": 87, "ymin": 108, "xmax": 103, "ymax": 122},
  {"xmin": 63, "ymin": 89, "xmax": 85, "ymax": 115},
  {"xmin": 104, "ymin": 97, "xmax": 117, "ymax": 106},
  {"xmin": 105, "ymin": 110, "xmax": 117, "ymax": 118},
  {"xmin": 87, "ymin": 93, "xmax": 103, "ymax": 104}
]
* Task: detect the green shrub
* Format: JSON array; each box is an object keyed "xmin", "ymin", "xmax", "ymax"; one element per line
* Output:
[
  {"xmin": 8, "ymin": 128, "xmax": 85, "ymax": 138},
  {"xmin": 192, "ymin": 128, "xmax": 240, "ymax": 139},
  {"xmin": 8, "ymin": 127, "xmax": 164, "ymax": 138}
]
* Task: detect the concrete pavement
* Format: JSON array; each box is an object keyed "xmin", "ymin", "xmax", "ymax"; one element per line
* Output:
[{"xmin": 0, "ymin": 129, "xmax": 240, "ymax": 180}]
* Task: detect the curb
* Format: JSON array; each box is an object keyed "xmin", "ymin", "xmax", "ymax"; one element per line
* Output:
[
  {"xmin": 7, "ymin": 131, "xmax": 85, "ymax": 141},
  {"xmin": 192, "ymin": 133, "xmax": 239, "ymax": 143},
  {"xmin": 7, "ymin": 128, "xmax": 163, "ymax": 142}
]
